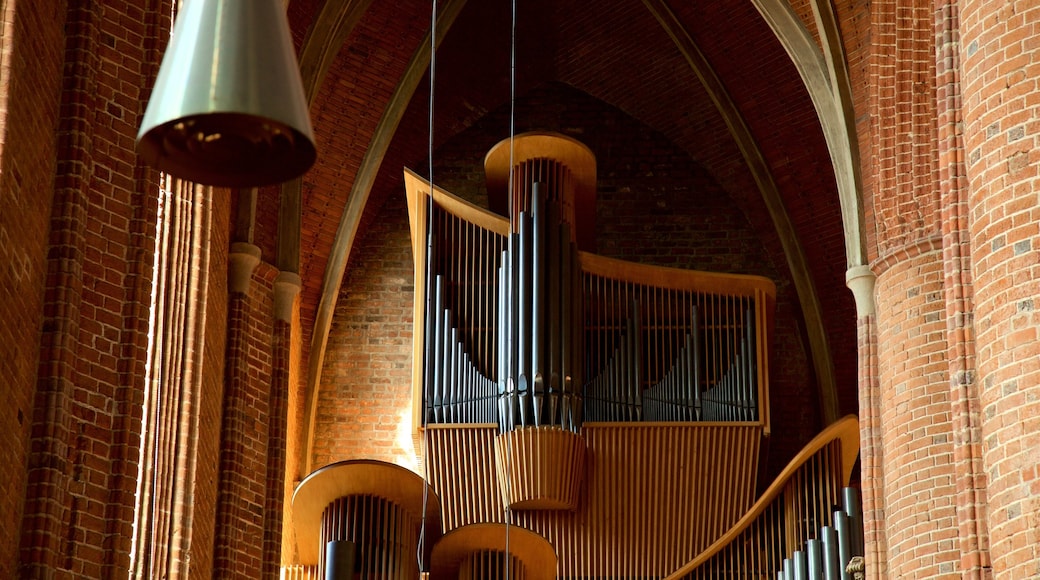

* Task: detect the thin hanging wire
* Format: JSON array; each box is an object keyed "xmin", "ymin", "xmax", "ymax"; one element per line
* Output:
[
  {"xmin": 418, "ymin": 0, "xmax": 437, "ymax": 575},
  {"xmin": 508, "ymin": 0, "xmax": 517, "ymax": 210},
  {"xmin": 504, "ymin": 0, "xmax": 517, "ymax": 576}
]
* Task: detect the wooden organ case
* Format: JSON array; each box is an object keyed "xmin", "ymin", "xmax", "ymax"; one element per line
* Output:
[
  {"xmin": 403, "ymin": 132, "xmax": 797, "ymax": 579},
  {"xmin": 287, "ymin": 132, "xmax": 862, "ymax": 580}
]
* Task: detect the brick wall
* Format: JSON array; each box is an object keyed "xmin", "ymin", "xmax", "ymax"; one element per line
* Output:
[
  {"xmin": 859, "ymin": 1, "xmax": 977, "ymax": 577},
  {"xmin": 960, "ymin": 0, "xmax": 1040, "ymax": 577},
  {"xmin": 934, "ymin": 0, "xmax": 990, "ymax": 574},
  {"xmin": 875, "ymin": 248, "xmax": 960, "ymax": 576},
  {"xmin": 282, "ymin": 299, "xmax": 307, "ymax": 566},
  {"xmin": 314, "ymin": 190, "xmax": 419, "ymax": 470},
  {"xmin": 10, "ymin": 1, "xmax": 168, "ymax": 577},
  {"xmin": 856, "ymin": 313, "xmax": 887, "ymax": 578},
  {"xmin": 0, "ymin": 0, "xmax": 66, "ymax": 576},
  {"xmin": 191, "ymin": 193, "xmax": 231, "ymax": 580},
  {"xmin": 214, "ymin": 260, "xmax": 278, "ymax": 577}
]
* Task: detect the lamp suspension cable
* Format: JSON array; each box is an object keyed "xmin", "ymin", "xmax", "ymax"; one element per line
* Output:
[
  {"xmin": 504, "ymin": 0, "xmax": 518, "ymax": 576},
  {"xmin": 418, "ymin": 0, "xmax": 437, "ymax": 576}
]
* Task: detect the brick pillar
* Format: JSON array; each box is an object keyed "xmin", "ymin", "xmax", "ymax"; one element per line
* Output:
[
  {"xmin": 0, "ymin": 0, "xmax": 65, "ymax": 572},
  {"xmin": 867, "ymin": 0, "xmax": 967, "ymax": 575},
  {"xmin": 873, "ymin": 243, "xmax": 960, "ymax": 577},
  {"xmin": 935, "ymin": 0, "xmax": 990, "ymax": 575},
  {"xmin": 846, "ymin": 266, "xmax": 887, "ymax": 580},
  {"xmin": 18, "ymin": 2, "xmax": 164, "ymax": 578},
  {"xmin": 960, "ymin": 1, "xmax": 1040, "ymax": 577},
  {"xmin": 264, "ymin": 272, "xmax": 301, "ymax": 578},
  {"xmin": 214, "ymin": 243, "xmax": 267, "ymax": 578}
]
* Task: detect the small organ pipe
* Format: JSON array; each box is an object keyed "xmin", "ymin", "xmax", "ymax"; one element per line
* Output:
[
  {"xmin": 842, "ymin": 487, "xmax": 864, "ymax": 557},
  {"xmin": 692, "ymin": 305, "xmax": 701, "ymax": 419},
  {"xmin": 432, "ymin": 276, "xmax": 445, "ymax": 423},
  {"xmin": 835, "ymin": 511, "xmax": 852, "ymax": 580},
  {"xmin": 531, "ymin": 184, "xmax": 545, "ymax": 425},
  {"xmin": 518, "ymin": 213, "xmax": 531, "ymax": 400},
  {"xmin": 807, "ymin": 539, "xmax": 824, "ymax": 580},
  {"xmin": 631, "ymin": 300, "xmax": 642, "ymax": 420},
  {"xmin": 821, "ymin": 526, "xmax": 840, "ymax": 580}
]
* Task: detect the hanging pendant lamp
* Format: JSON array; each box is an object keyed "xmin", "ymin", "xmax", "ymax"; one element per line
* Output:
[{"xmin": 137, "ymin": 0, "xmax": 316, "ymax": 187}]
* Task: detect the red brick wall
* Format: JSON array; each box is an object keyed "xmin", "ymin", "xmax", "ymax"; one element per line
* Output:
[
  {"xmin": 961, "ymin": 1, "xmax": 1040, "ymax": 577},
  {"xmin": 858, "ymin": 1, "xmax": 978, "ymax": 577},
  {"xmin": 856, "ymin": 313, "xmax": 887, "ymax": 578},
  {"xmin": 868, "ymin": 0, "xmax": 941, "ymax": 260},
  {"xmin": 10, "ymin": 2, "xmax": 168, "ymax": 577},
  {"xmin": 282, "ymin": 299, "xmax": 307, "ymax": 565},
  {"xmin": 875, "ymin": 248, "xmax": 960, "ymax": 576},
  {"xmin": 313, "ymin": 190, "xmax": 419, "ymax": 470},
  {"xmin": 214, "ymin": 261, "xmax": 278, "ymax": 577},
  {"xmin": 935, "ymin": 0, "xmax": 990, "ymax": 574},
  {"xmin": 0, "ymin": 1, "xmax": 66, "ymax": 576},
  {"xmin": 191, "ymin": 193, "xmax": 231, "ymax": 580}
]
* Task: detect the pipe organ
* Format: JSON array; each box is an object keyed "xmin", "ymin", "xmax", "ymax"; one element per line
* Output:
[
  {"xmin": 285, "ymin": 133, "xmax": 861, "ymax": 579},
  {"xmin": 406, "ymin": 132, "xmax": 774, "ymax": 433}
]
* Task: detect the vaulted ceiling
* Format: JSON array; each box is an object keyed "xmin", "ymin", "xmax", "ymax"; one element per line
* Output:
[{"xmin": 261, "ymin": 0, "xmax": 865, "ymax": 468}]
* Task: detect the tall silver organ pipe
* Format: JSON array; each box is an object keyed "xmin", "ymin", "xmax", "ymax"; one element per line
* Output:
[{"xmin": 497, "ymin": 172, "xmax": 585, "ymax": 433}]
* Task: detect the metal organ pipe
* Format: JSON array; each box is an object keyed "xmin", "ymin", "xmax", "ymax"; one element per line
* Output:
[
  {"xmin": 412, "ymin": 134, "xmax": 770, "ymax": 433},
  {"xmin": 495, "ymin": 176, "xmax": 583, "ymax": 433}
]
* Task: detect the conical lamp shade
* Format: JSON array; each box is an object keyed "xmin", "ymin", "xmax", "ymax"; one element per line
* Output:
[{"xmin": 137, "ymin": 0, "xmax": 316, "ymax": 187}]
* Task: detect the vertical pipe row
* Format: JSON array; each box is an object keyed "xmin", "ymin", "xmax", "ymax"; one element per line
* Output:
[
  {"xmin": 424, "ymin": 201, "xmax": 503, "ymax": 424},
  {"xmin": 497, "ymin": 167, "xmax": 584, "ymax": 432}
]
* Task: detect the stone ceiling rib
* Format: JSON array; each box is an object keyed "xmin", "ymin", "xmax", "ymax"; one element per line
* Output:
[{"xmin": 751, "ymin": 0, "xmax": 866, "ymax": 269}]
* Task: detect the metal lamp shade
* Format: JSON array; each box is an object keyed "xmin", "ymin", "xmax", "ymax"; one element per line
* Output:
[{"xmin": 137, "ymin": 0, "xmax": 316, "ymax": 187}]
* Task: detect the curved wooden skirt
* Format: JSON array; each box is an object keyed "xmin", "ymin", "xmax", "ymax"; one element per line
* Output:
[
  {"xmin": 430, "ymin": 522, "xmax": 557, "ymax": 580},
  {"xmin": 291, "ymin": 459, "xmax": 442, "ymax": 576},
  {"xmin": 494, "ymin": 427, "xmax": 586, "ymax": 510}
]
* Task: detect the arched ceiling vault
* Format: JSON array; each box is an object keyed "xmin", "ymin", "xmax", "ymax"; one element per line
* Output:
[{"xmin": 280, "ymin": 0, "xmax": 865, "ymax": 474}]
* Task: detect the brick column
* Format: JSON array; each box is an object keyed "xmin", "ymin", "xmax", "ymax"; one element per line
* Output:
[
  {"xmin": 866, "ymin": 0, "xmax": 967, "ymax": 575},
  {"xmin": 263, "ymin": 272, "xmax": 301, "ymax": 578},
  {"xmin": 846, "ymin": 265, "xmax": 887, "ymax": 580},
  {"xmin": 960, "ymin": 1, "xmax": 1040, "ymax": 577},
  {"xmin": 935, "ymin": 0, "xmax": 989, "ymax": 575},
  {"xmin": 18, "ymin": 2, "xmax": 165, "ymax": 577},
  {"xmin": 214, "ymin": 243, "xmax": 268, "ymax": 578},
  {"xmin": 873, "ymin": 242, "xmax": 960, "ymax": 577}
]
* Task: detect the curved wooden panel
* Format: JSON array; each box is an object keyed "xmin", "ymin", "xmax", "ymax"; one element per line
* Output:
[
  {"xmin": 430, "ymin": 523, "xmax": 557, "ymax": 580},
  {"xmin": 425, "ymin": 423, "xmax": 762, "ymax": 578},
  {"xmin": 292, "ymin": 460, "xmax": 442, "ymax": 567},
  {"xmin": 321, "ymin": 495, "xmax": 418, "ymax": 580},
  {"xmin": 493, "ymin": 427, "xmax": 586, "ymax": 510},
  {"xmin": 484, "ymin": 132, "xmax": 597, "ymax": 250}
]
